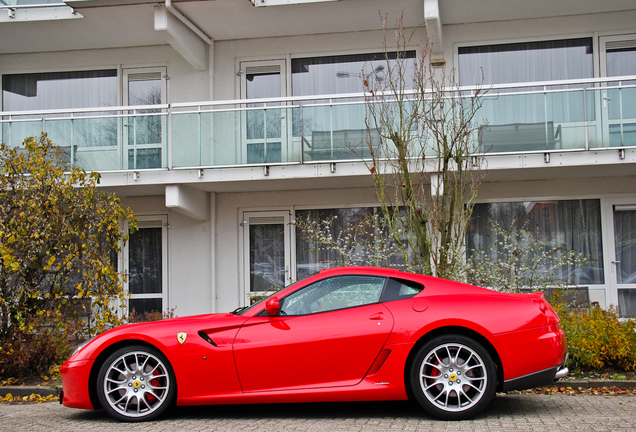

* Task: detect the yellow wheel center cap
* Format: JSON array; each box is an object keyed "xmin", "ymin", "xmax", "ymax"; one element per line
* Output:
[
  {"xmin": 449, "ymin": 373, "xmax": 458, "ymax": 381},
  {"xmin": 133, "ymin": 381, "xmax": 141, "ymax": 388}
]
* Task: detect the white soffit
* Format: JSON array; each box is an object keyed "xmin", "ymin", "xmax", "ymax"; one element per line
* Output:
[
  {"xmin": 0, "ymin": 4, "xmax": 83, "ymax": 22},
  {"xmin": 250, "ymin": 0, "xmax": 340, "ymax": 6}
]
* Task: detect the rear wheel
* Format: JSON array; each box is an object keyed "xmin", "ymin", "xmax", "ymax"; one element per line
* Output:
[
  {"xmin": 410, "ymin": 334, "xmax": 496, "ymax": 420},
  {"xmin": 96, "ymin": 345, "xmax": 175, "ymax": 422}
]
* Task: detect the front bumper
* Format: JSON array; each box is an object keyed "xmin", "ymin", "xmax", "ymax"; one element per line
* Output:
[{"xmin": 59, "ymin": 359, "xmax": 95, "ymax": 410}]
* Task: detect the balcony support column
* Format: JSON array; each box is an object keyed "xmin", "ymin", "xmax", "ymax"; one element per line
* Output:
[
  {"xmin": 166, "ymin": 185, "xmax": 210, "ymax": 221},
  {"xmin": 423, "ymin": 0, "xmax": 443, "ymax": 57},
  {"xmin": 154, "ymin": 3, "xmax": 212, "ymax": 71}
]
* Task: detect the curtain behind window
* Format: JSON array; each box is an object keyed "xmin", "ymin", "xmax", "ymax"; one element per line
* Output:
[
  {"xmin": 2, "ymin": 70, "xmax": 117, "ymax": 111},
  {"xmin": 129, "ymin": 227, "xmax": 163, "ymax": 295},
  {"xmin": 467, "ymin": 199, "xmax": 604, "ymax": 285},
  {"xmin": 291, "ymin": 52, "xmax": 416, "ymax": 150},
  {"xmin": 458, "ymin": 38, "xmax": 593, "ymax": 86},
  {"xmin": 295, "ymin": 207, "xmax": 406, "ymax": 279},
  {"xmin": 292, "ymin": 51, "xmax": 416, "ymax": 97}
]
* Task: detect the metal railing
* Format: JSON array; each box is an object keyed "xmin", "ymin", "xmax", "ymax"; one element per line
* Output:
[{"xmin": 2, "ymin": 76, "xmax": 635, "ymax": 172}]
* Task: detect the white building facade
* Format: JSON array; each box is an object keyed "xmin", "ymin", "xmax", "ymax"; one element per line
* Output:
[{"xmin": 1, "ymin": 0, "xmax": 635, "ymax": 317}]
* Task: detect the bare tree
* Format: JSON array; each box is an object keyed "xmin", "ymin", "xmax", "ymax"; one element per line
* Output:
[{"xmin": 363, "ymin": 14, "xmax": 486, "ymax": 279}]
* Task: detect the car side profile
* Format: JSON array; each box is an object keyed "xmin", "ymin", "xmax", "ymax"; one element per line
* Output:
[{"xmin": 60, "ymin": 267, "xmax": 568, "ymax": 422}]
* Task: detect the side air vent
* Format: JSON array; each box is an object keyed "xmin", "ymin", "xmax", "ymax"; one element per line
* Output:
[{"xmin": 198, "ymin": 331, "xmax": 218, "ymax": 347}]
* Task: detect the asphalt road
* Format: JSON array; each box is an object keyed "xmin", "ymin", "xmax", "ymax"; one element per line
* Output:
[{"xmin": 1, "ymin": 394, "xmax": 635, "ymax": 432}]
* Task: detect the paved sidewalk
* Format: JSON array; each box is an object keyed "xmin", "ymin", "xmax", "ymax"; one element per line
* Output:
[{"xmin": 1, "ymin": 394, "xmax": 635, "ymax": 432}]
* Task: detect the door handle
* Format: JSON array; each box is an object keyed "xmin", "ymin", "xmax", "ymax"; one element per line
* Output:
[{"xmin": 369, "ymin": 312, "xmax": 385, "ymax": 320}]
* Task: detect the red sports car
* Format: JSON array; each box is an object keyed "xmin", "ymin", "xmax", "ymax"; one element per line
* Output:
[{"xmin": 60, "ymin": 267, "xmax": 568, "ymax": 422}]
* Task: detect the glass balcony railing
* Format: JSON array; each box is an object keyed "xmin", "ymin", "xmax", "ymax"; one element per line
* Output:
[
  {"xmin": 1, "ymin": 105, "xmax": 168, "ymax": 171},
  {"xmin": 1, "ymin": 76, "xmax": 635, "ymax": 173},
  {"xmin": 474, "ymin": 77, "xmax": 636, "ymax": 154}
]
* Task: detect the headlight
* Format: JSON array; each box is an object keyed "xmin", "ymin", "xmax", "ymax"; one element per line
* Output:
[{"xmin": 70, "ymin": 337, "xmax": 95, "ymax": 358}]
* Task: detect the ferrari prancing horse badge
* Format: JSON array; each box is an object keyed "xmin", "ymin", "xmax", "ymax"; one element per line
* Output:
[{"xmin": 177, "ymin": 332, "xmax": 187, "ymax": 344}]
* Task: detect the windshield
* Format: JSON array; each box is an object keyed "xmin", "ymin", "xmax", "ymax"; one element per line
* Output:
[{"xmin": 230, "ymin": 273, "xmax": 316, "ymax": 315}]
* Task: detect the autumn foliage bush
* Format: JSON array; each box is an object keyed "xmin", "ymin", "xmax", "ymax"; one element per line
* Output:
[
  {"xmin": 553, "ymin": 303, "xmax": 636, "ymax": 372},
  {"xmin": 0, "ymin": 135, "xmax": 135, "ymax": 380}
]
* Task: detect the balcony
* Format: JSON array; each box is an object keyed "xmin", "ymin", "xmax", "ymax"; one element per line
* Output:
[{"xmin": 1, "ymin": 76, "xmax": 635, "ymax": 173}]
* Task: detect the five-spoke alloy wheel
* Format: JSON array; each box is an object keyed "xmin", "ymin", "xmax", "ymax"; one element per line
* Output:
[
  {"xmin": 411, "ymin": 335, "xmax": 496, "ymax": 420},
  {"xmin": 97, "ymin": 345, "xmax": 176, "ymax": 422}
]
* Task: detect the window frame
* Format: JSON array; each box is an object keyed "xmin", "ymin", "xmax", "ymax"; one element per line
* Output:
[
  {"xmin": 124, "ymin": 215, "xmax": 169, "ymax": 317},
  {"xmin": 467, "ymin": 197, "xmax": 605, "ymax": 287}
]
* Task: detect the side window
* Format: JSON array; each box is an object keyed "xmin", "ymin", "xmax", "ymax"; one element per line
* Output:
[
  {"xmin": 280, "ymin": 275, "xmax": 386, "ymax": 316},
  {"xmin": 381, "ymin": 278, "xmax": 424, "ymax": 302}
]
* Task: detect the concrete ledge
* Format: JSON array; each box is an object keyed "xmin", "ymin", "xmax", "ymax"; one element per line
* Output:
[
  {"xmin": 558, "ymin": 380, "xmax": 636, "ymax": 389},
  {"xmin": 0, "ymin": 386, "xmax": 61, "ymax": 397}
]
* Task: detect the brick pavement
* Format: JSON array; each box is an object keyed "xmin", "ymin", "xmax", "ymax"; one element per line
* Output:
[{"xmin": 1, "ymin": 394, "xmax": 635, "ymax": 432}]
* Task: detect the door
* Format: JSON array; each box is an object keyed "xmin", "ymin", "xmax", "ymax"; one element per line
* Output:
[
  {"xmin": 233, "ymin": 274, "xmax": 393, "ymax": 392},
  {"xmin": 240, "ymin": 60, "xmax": 287, "ymax": 163},
  {"xmin": 609, "ymin": 203, "xmax": 636, "ymax": 317},
  {"xmin": 242, "ymin": 211, "xmax": 293, "ymax": 304},
  {"xmin": 123, "ymin": 67, "xmax": 167, "ymax": 169},
  {"xmin": 124, "ymin": 216, "xmax": 168, "ymax": 317},
  {"xmin": 599, "ymin": 36, "xmax": 636, "ymax": 147}
]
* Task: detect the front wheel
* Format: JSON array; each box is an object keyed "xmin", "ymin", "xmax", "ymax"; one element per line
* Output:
[
  {"xmin": 410, "ymin": 335, "xmax": 496, "ymax": 420},
  {"xmin": 96, "ymin": 345, "xmax": 176, "ymax": 422}
]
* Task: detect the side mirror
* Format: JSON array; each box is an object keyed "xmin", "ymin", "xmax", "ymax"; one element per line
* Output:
[{"xmin": 265, "ymin": 297, "xmax": 280, "ymax": 317}]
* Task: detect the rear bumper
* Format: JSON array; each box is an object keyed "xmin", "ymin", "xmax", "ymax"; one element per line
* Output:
[{"xmin": 502, "ymin": 354, "xmax": 569, "ymax": 392}]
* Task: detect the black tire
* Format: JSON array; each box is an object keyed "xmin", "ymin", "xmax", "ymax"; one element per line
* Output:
[
  {"xmin": 96, "ymin": 345, "xmax": 176, "ymax": 422},
  {"xmin": 409, "ymin": 334, "xmax": 496, "ymax": 420}
]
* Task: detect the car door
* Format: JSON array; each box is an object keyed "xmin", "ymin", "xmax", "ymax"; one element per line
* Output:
[{"xmin": 233, "ymin": 275, "xmax": 394, "ymax": 392}]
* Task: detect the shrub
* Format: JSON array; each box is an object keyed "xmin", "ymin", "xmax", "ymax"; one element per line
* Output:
[
  {"xmin": 0, "ymin": 135, "xmax": 135, "ymax": 381},
  {"xmin": 553, "ymin": 303, "xmax": 636, "ymax": 372},
  {"xmin": 126, "ymin": 307, "xmax": 176, "ymax": 323},
  {"xmin": 0, "ymin": 325, "xmax": 72, "ymax": 380}
]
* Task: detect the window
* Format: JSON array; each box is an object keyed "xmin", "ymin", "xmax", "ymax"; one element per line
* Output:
[
  {"xmin": 467, "ymin": 199, "xmax": 604, "ymax": 285},
  {"xmin": 124, "ymin": 68, "xmax": 167, "ymax": 169},
  {"xmin": 458, "ymin": 38, "xmax": 593, "ymax": 86},
  {"xmin": 2, "ymin": 69, "xmax": 117, "ymax": 111},
  {"xmin": 2, "ymin": 70, "xmax": 118, "ymax": 150},
  {"xmin": 604, "ymin": 40, "xmax": 636, "ymax": 147},
  {"xmin": 381, "ymin": 278, "xmax": 424, "ymax": 302},
  {"xmin": 292, "ymin": 51, "xmax": 416, "ymax": 97},
  {"xmin": 614, "ymin": 207, "xmax": 636, "ymax": 317},
  {"xmin": 295, "ymin": 207, "xmax": 405, "ymax": 279},
  {"xmin": 240, "ymin": 61, "xmax": 285, "ymax": 164},
  {"xmin": 127, "ymin": 218, "xmax": 167, "ymax": 316},
  {"xmin": 279, "ymin": 275, "xmax": 386, "ymax": 316},
  {"xmin": 459, "ymin": 39, "xmax": 594, "ymax": 152},
  {"xmin": 291, "ymin": 52, "xmax": 416, "ymax": 160}
]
